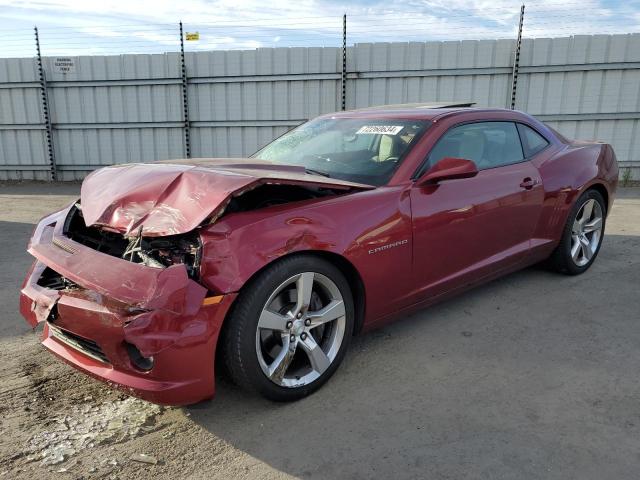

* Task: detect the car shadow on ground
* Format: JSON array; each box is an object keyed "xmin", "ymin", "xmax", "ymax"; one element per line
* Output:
[
  {"xmin": 0, "ymin": 221, "xmax": 42, "ymax": 339},
  {"xmin": 187, "ymin": 232, "xmax": 640, "ymax": 480}
]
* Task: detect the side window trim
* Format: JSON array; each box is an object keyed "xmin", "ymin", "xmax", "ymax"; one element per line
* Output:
[
  {"xmin": 413, "ymin": 120, "xmax": 527, "ymax": 179},
  {"xmin": 516, "ymin": 122, "xmax": 551, "ymax": 159}
]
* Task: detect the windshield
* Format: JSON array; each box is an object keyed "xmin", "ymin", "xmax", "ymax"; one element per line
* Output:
[{"xmin": 252, "ymin": 117, "xmax": 430, "ymax": 186}]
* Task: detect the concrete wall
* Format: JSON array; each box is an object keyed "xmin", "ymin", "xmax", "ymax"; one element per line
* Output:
[{"xmin": 1, "ymin": 34, "xmax": 638, "ymax": 181}]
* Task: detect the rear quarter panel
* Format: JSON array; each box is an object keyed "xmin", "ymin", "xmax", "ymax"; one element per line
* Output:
[{"xmin": 531, "ymin": 141, "xmax": 618, "ymax": 251}]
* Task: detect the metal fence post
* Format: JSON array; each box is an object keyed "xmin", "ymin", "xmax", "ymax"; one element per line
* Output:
[
  {"xmin": 179, "ymin": 21, "xmax": 191, "ymax": 158},
  {"xmin": 341, "ymin": 14, "xmax": 347, "ymax": 111},
  {"xmin": 34, "ymin": 26, "xmax": 57, "ymax": 181},
  {"xmin": 509, "ymin": 4, "xmax": 525, "ymax": 110}
]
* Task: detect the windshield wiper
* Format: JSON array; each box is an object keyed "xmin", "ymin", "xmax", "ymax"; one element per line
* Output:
[{"xmin": 305, "ymin": 168, "xmax": 331, "ymax": 178}]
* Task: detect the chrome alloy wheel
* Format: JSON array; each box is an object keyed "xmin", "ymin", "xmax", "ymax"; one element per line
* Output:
[
  {"xmin": 255, "ymin": 272, "xmax": 346, "ymax": 388},
  {"xmin": 571, "ymin": 198, "xmax": 604, "ymax": 267}
]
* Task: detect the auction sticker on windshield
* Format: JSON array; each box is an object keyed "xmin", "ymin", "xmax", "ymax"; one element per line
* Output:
[{"xmin": 356, "ymin": 125, "xmax": 404, "ymax": 135}]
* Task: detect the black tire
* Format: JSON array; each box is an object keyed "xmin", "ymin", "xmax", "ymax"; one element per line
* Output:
[
  {"xmin": 221, "ymin": 254, "xmax": 354, "ymax": 401},
  {"xmin": 548, "ymin": 189, "xmax": 606, "ymax": 275}
]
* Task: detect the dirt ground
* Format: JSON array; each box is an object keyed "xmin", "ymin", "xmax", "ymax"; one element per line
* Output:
[{"xmin": 1, "ymin": 182, "xmax": 639, "ymax": 480}]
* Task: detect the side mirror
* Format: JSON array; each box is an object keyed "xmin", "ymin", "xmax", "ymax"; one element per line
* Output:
[{"xmin": 416, "ymin": 157, "xmax": 478, "ymax": 186}]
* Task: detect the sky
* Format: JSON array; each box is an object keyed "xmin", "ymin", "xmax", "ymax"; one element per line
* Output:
[{"xmin": 1, "ymin": 0, "xmax": 639, "ymax": 57}]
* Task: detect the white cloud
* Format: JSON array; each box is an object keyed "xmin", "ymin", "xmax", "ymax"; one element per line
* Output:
[{"xmin": 0, "ymin": 0, "xmax": 638, "ymax": 57}]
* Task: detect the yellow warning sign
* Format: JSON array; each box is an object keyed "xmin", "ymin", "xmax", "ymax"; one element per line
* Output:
[{"xmin": 185, "ymin": 32, "xmax": 200, "ymax": 41}]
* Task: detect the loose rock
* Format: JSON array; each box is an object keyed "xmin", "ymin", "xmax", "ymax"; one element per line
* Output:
[{"xmin": 131, "ymin": 453, "xmax": 158, "ymax": 465}]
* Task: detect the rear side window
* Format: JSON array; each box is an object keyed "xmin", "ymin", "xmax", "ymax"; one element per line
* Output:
[
  {"xmin": 425, "ymin": 121, "xmax": 524, "ymax": 171},
  {"xmin": 518, "ymin": 124, "xmax": 549, "ymax": 157}
]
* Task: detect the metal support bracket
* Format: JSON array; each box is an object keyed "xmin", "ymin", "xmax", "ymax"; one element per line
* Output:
[
  {"xmin": 510, "ymin": 5, "xmax": 525, "ymax": 110},
  {"xmin": 341, "ymin": 14, "xmax": 347, "ymax": 111},
  {"xmin": 35, "ymin": 27, "xmax": 56, "ymax": 181},
  {"xmin": 179, "ymin": 22, "xmax": 191, "ymax": 158}
]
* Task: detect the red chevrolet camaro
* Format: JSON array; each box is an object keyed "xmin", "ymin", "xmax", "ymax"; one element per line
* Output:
[{"xmin": 20, "ymin": 104, "xmax": 618, "ymax": 405}]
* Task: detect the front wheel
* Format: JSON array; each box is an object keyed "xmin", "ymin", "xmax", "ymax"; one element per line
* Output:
[
  {"xmin": 548, "ymin": 189, "xmax": 606, "ymax": 275},
  {"xmin": 221, "ymin": 255, "xmax": 354, "ymax": 401}
]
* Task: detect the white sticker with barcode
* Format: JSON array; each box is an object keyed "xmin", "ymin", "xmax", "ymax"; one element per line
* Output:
[{"xmin": 355, "ymin": 125, "xmax": 404, "ymax": 135}]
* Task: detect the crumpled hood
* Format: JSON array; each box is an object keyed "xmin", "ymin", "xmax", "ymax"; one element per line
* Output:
[{"xmin": 80, "ymin": 159, "xmax": 373, "ymax": 237}]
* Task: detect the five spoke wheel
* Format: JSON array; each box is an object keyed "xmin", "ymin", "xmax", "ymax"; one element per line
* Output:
[
  {"xmin": 548, "ymin": 189, "xmax": 606, "ymax": 275},
  {"xmin": 570, "ymin": 198, "xmax": 603, "ymax": 267},
  {"xmin": 256, "ymin": 272, "xmax": 346, "ymax": 388}
]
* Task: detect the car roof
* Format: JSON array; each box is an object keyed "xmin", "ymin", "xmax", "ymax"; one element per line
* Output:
[
  {"xmin": 353, "ymin": 102, "xmax": 475, "ymax": 111},
  {"xmin": 325, "ymin": 103, "xmax": 518, "ymax": 121}
]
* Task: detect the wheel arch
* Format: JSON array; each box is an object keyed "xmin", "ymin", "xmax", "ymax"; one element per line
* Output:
[
  {"xmin": 311, "ymin": 250, "xmax": 367, "ymax": 335},
  {"xmin": 218, "ymin": 250, "xmax": 367, "ymax": 343},
  {"xmin": 585, "ymin": 182, "xmax": 609, "ymax": 214},
  {"xmin": 559, "ymin": 181, "xmax": 610, "ymax": 236},
  {"xmin": 546, "ymin": 182, "xmax": 608, "ymax": 275}
]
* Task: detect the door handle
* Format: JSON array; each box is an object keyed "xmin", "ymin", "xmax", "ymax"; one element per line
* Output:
[{"xmin": 520, "ymin": 177, "xmax": 537, "ymax": 189}]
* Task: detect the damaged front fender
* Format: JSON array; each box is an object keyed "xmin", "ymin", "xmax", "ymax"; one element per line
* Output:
[
  {"xmin": 26, "ymin": 205, "xmax": 207, "ymax": 317},
  {"xmin": 22, "ymin": 203, "xmax": 209, "ymax": 362}
]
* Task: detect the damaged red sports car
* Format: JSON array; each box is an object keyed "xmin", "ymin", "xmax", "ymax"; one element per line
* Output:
[{"xmin": 20, "ymin": 105, "xmax": 618, "ymax": 405}]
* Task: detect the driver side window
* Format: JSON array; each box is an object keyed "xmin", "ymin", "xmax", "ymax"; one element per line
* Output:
[{"xmin": 426, "ymin": 122, "xmax": 524, "ymax": 171}]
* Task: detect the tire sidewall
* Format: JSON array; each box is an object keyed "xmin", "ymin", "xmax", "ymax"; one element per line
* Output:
[
  {"xmin": 559, "ymin": 189, "xmax": 606, "ymax": 274},
  {"xmin": 235, "ymin": 255, "xmax": 354, "ymax": 401}
]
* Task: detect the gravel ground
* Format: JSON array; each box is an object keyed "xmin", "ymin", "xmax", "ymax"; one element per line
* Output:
[{"xmin": 1, "ymin": 182, "xmax": 639, "ymax": 480}]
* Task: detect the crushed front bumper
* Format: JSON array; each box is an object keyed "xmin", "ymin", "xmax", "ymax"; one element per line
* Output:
[{"xmin": 19, "ymin": 207, "xmax": 236, "ymax": 406}]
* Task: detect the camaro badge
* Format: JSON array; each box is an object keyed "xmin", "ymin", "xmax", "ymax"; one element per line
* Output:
[{"xmin": 368, "ymin": 239, "xmax": 409, "ymax": 255}]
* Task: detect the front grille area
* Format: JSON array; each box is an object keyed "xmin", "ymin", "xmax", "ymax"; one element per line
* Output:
[
  {"xmin": 48, "ymin": 324, "xmax": 110, "ymax": 364},
  {"xmin": 63, "ymin": 204, "xmax": 129, "ymax": 257},
  {"xmin": 63, "ymin": 203, "xmax": 202, "ymax": 279}
]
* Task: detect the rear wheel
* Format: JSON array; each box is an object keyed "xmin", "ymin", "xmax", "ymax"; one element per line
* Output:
[
  {"xmin": 222, "ymin": 255, "xmax": 354, "ymax": 401},
  {"xmin": 548, "ymin": 189, "xmax": 606, "ymax": 275}
]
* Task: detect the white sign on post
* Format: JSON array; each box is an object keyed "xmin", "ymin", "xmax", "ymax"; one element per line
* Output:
[{"xmin": 53, "ymin": 57, "xmax": 76, "ymax": 74}]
